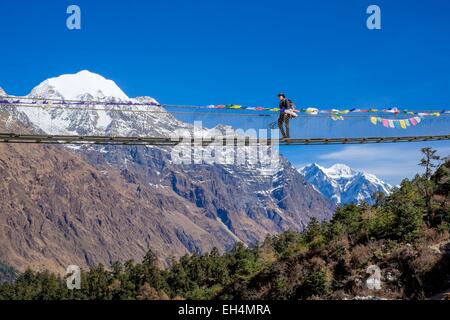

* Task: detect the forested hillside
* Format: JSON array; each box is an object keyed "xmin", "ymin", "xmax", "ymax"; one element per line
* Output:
[{"xmin": 1, "ymin": 150, "xmax": 449, "ymax": 300}]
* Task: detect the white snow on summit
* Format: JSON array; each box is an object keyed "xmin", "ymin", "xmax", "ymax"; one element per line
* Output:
[
  {"xmin": 9, "ymin": 70, "xmax": 174, "ymax": 136},
  {"xmin": 323, "ymin": 163, "xmax": 355, "ymax": 179},
  {"xmin": 28, "ymin": 70, "xmax": 130, "ymax": 101},
  {"xmin": 299, "ymin": 163, "xmax": 392, "ymax": 205}
]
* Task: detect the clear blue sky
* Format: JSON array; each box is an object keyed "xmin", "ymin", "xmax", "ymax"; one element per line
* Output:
[{"xmin": 0, "ymin": 0, "xmax": 449, "ymax": 184}]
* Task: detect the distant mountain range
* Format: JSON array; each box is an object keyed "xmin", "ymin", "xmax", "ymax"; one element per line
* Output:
[
  {"xmin": 299, "ymin": 163, "xmax": 392, "ymax": 205},
  {"xmin": 0, "ymin": 71, "xmax": 334, "ymax": 273}
]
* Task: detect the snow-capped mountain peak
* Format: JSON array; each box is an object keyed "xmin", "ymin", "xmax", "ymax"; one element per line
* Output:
[
  {"xmin": 299, "ymin": 163, "xmax": 392, "ymax": 205},
  {"xmin": 0, "ymin": 87, "xmax": 6, "ymax": 97},
  {"xmin": 323, "ymin": 163, "xmax": 355, "ymax": 179},
  {"xmin": 11, "ymin": 71, "xmax": 175, "ymax": 136},
  {"xmin": 28, "ymin": 70, "xmax": 129, "ymax": 101}
]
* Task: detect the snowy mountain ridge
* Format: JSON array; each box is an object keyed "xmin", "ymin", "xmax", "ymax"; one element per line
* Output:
[
  {"xmin": 28, "ymin": 70, "xmax": 130, "ymax": 101},
  {"xmin": 299, "ymin": 163, "xmax": 392, "ymax": 205},
  {"xmin": 8, "ymin": 70, "xmax": 178, "ymax": 136}
]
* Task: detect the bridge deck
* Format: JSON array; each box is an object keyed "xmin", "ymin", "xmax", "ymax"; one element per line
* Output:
[{"xmin": 0, "ymin": 133, "xmax": 449, "ymax": 146}]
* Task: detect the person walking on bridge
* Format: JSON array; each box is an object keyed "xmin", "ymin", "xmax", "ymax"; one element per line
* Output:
[{"xmin": 277, "ymin": 93, "xmax": 295, "ymax": 140}]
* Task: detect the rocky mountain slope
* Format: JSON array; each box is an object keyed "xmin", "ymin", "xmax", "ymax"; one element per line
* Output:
[
  {"xmin": 299, "ymin": 163, "xmax": 392, "ymax": 205},
  {"xmin": 0, "ymin": 71, "xmax": 334, "ymax": 273},
  {"xmin": 0, "ymin": 110, "xmax": 239, "ymax": 273}
]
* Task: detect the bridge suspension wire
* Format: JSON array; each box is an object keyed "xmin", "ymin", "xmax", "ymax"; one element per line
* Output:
[
  {"xmin": 2, "ymin": 101, "xmax": 450, "ymax": 121},
  {"xmin": 2, "ymin": 95, "xmax": 450, "ymax": 117},
  {"xmin": 0, "ymin": 102, "xmax": 274, "ymax": 118},
  {"xmin": 0, "ymin": 102, "xmax": 403, "ymax": 120},
  {"xmin": 0, "ymin": 133, "xmax": 449, "ymax": 146}
]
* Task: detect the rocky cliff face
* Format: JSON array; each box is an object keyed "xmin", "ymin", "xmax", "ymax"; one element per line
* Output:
[
  {"xmin": 0, "ymin": 71, "xmax": 334, "ymax": 273},
  {"xmin": 0, "ymin": 112, "xmax": 238, "ymax": 273},
  {"xmin": 81, "ymin": 145, "xmax": 333, "ymax": 245}
]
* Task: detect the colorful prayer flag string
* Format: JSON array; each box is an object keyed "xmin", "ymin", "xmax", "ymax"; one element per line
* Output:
[{"xmin": 370, "ymin": 116, "xmax": 422, "ymax": 129}]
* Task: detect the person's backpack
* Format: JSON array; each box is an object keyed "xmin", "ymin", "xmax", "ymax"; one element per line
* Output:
[
  {"xmin": 286, "ymin": 99, "xmax": 295, "ymax": 109},
  {"xmin": 284, "ymin": 99, "xmax": 297, "ymax": 118}
]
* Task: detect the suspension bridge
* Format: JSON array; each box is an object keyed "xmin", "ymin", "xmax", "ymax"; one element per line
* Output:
[
  {"xmin": 0, "ymin": 133, "xmax": 449, "ymax": 146},
  {"xmin": 0, "ymin": 96, "xmax": 449, "ymax": 146}
]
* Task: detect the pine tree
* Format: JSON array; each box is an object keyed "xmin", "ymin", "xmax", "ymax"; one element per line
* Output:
[
  {"xmin": 420, "ymin": 147, "xmax": 441, "ymax": 180},
  {"xmin": 418, "ymin": 148, "xmax": 442, "ymax": 225}
]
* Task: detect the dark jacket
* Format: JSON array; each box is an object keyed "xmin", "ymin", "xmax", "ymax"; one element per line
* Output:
[{"xmin": 279, "ymin": 98, "xmax": 292, "ymax": 113}]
